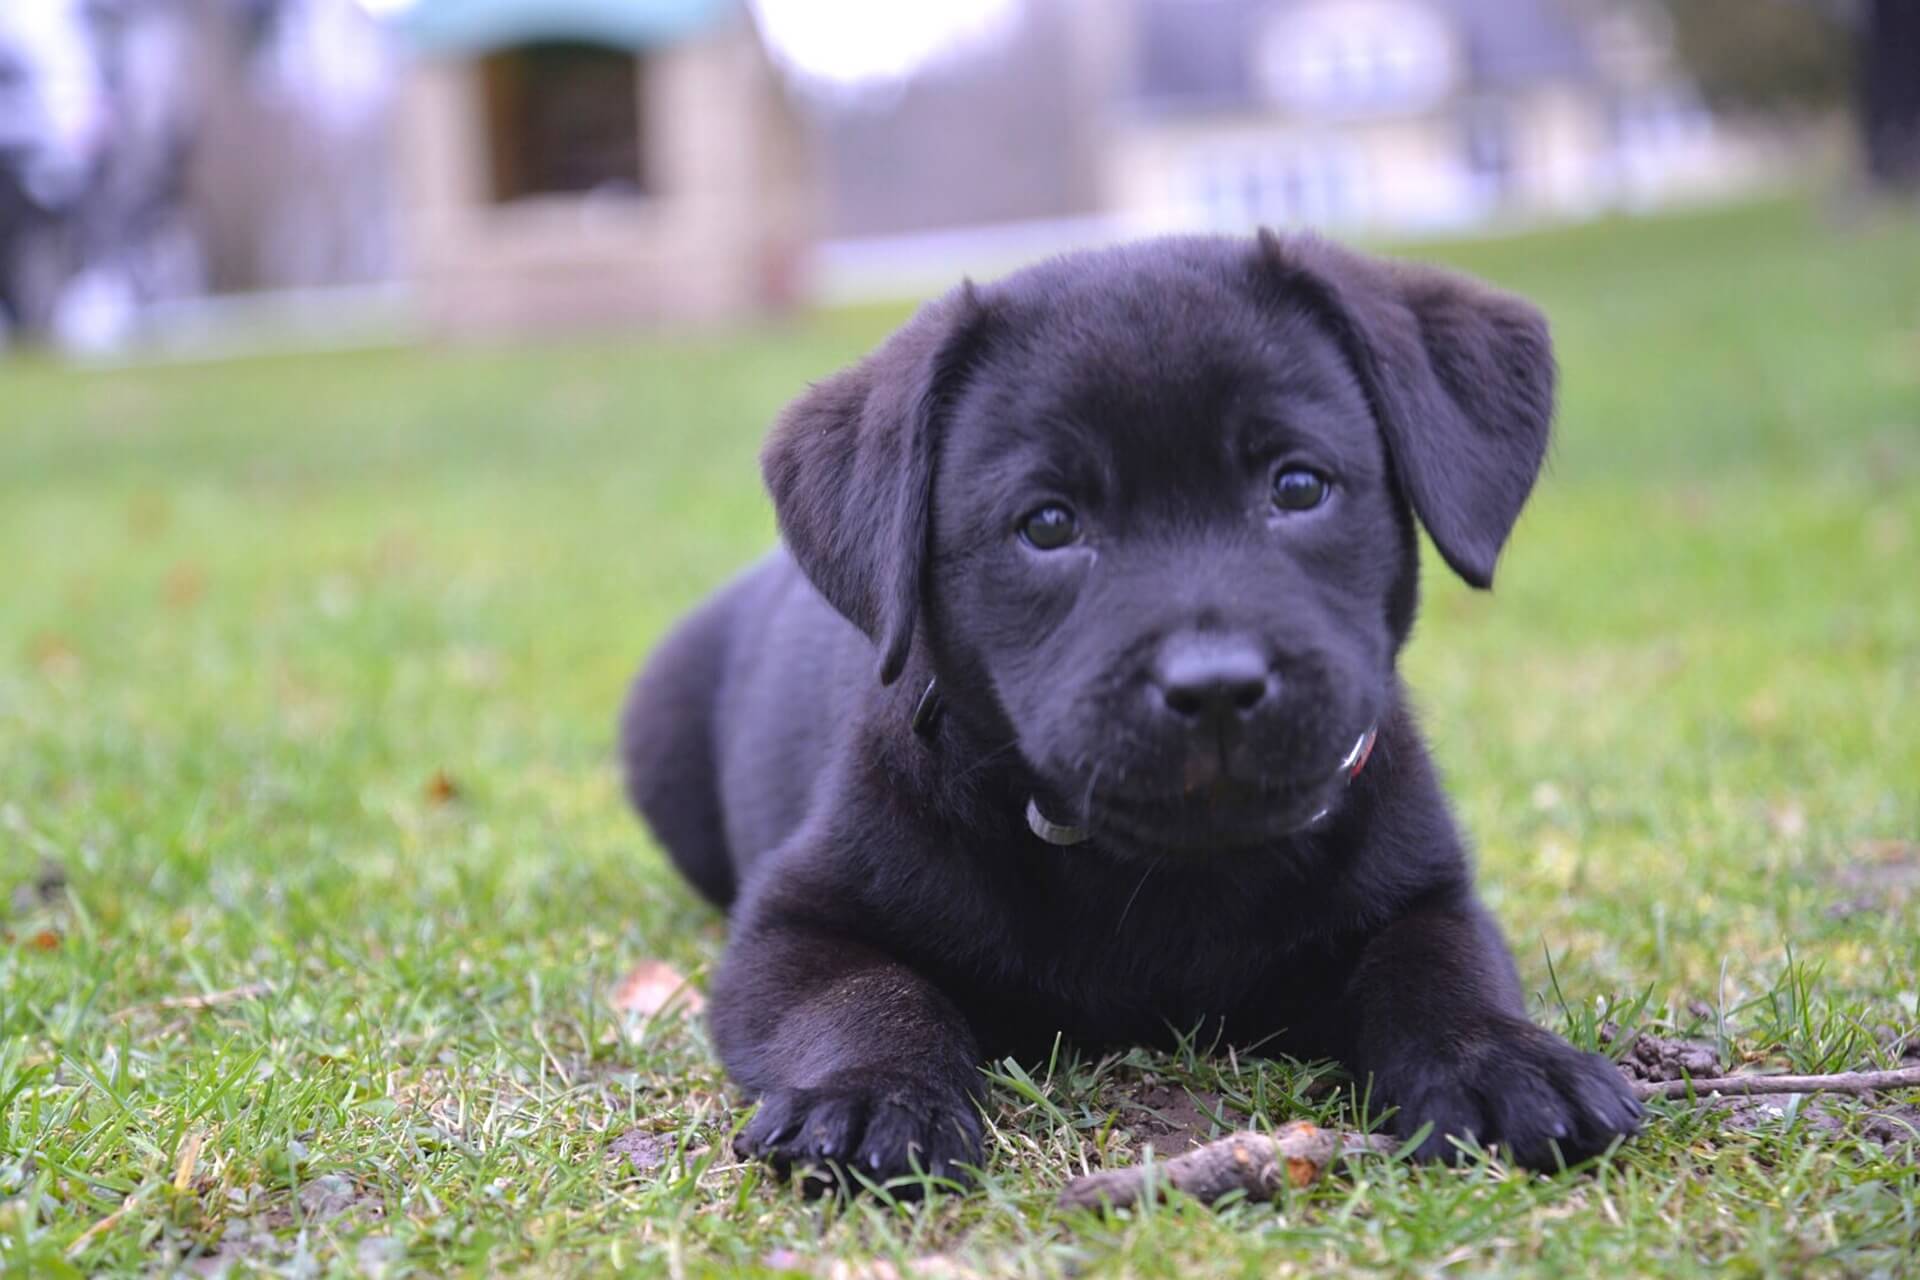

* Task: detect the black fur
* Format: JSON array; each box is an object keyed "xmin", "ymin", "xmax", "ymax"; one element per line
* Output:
[{"xmin": 619, "ymin": 232, "xmax": 1640, "ymax": 1187}]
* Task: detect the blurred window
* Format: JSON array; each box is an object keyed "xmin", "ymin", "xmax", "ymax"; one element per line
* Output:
[
  {"xmin": 1257, "ymin": 0, "xmax": 1456, "ymax": 117},
  {"xmin": 1464, "ymin": 101, "xmax": 1511, "ymax": 177},
  {"xmin": 481, "ymin": 42, "xmax": 646, "ymax": 202},
  {"xmin": 1190, "ymin": 143, "xmax": 1363, "ymax": 229}
]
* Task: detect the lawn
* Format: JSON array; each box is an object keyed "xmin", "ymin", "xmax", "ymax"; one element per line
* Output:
[{"xmin": 2, "ymin": 198, "xmax": 1918, "ymax": 1277}]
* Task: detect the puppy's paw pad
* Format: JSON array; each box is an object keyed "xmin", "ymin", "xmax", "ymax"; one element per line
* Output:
[
  {"xmin": 1385, "ymin": 1021, "xmax": 1641, "ymax": 1170},
  {"xmin": 734, "ymin": 1078, "xmax": 982, "ymax": 1193}
]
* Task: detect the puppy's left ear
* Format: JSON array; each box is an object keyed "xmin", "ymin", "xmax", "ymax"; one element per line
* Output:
[
  {"xmin": 1256, "ymin": 231, "xmax": 1554, "ymax": 588},
  {"xmin": 761, "ymin": 283, "xmax": 990, "ymax": 685}
]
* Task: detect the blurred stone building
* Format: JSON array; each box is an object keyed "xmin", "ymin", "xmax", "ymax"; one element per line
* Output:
[
  {"xmin": 816, "ymin": 0, "xmax": 1772, "ymax": 251},
  {"xmin": 1107, "ymin": 0, "xmax": 1756, "ymax": 236},
  {"xmin": 392, "ymin": 0, "xmax": 815, "ymax": 337}
]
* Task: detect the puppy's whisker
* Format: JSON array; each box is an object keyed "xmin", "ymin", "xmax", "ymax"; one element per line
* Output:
[
  {"xmin": 948, "ymin": 738, "xmax": 1022, "ymax": 789},
  {"xmin": 1115, "ymin": 866, "xmax": 1155, "ymax": 935}
]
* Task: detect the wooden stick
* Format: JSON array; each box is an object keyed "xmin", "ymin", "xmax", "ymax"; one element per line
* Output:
[
  {"xmin": 65, "ymin": 1194, "xmax": 140, "ymax": 1258},
  {"xmin": 109, "ymin": 981, "xmax": 273, "ymax": 1020},
  {"xmin": 1633, "ymin": 1065, "xmax": 1920, "ymax": 1100},
  {"xmin": 1059, "ymin": 1122, "xmax": 1392, "ymax": 1210},
  {"xmin": 1059, "ymin": 1066, "xmax": 1920, "ymax": 1210}
]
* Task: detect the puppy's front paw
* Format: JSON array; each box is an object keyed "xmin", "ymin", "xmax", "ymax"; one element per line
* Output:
[
  {"xmin": 1381, "ymin": 1019, "xmax": 1641, "ymax": 1170},
  {"xmin": 733, "ymin": 1074, "xmax": 983, "ymax": 1193}
]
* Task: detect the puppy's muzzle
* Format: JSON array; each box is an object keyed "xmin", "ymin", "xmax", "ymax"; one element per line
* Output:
[{"xmin": 1027, "ymin": 721, "xmax": 1378, "ymax": 848}]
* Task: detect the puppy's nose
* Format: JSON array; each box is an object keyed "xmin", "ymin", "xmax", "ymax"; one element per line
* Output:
[{"xmin": 1153, "ymin": 634, "xmax": 1274, "ymax": 724}]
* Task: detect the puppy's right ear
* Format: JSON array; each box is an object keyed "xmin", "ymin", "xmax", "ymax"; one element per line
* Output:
[{"xmin": 761, "ymin": 284, "xmax": 990, "ymax": 686}]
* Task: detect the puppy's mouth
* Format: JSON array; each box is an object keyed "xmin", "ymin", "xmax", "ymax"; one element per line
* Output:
[{"xmin": 1033, "ymin": 726, "xmax": 1376, "ymax": 854}]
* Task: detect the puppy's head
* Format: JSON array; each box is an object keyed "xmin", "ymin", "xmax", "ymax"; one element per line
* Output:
[{"xmin": 763, "ymin": 234, "xmax": 1553, "ymax": 855}]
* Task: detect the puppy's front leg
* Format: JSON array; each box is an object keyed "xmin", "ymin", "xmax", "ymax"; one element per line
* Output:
[
  {"xmin": 1348, "ymin": 894, "xmax": 1641, "ymax": 1169},
  {"xmin": 712, "ymin": 919, "xmax": 983, "ymax": 1187}
]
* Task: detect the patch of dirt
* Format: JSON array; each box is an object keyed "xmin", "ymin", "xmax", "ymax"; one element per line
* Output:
[
  {"xmin": 1825, "ymin": 840, "xmax": 1920, "ymax": 920},
  {"xmin": 7, "ymin": 859, "xmax": 67, "ymax": 915},
  {"xmin": 1112, "ymin": 1081, "xmax": 1242, "ymax": 1151},
  {"xmin": 297, "ymin": 1174, "xmax": 371, "ymax": 1223},
  {"xmin": 191, "ymin": 1177, "xmax": 385, "ymax": 1277},
  {"xmin": 1860, "ymin": 1105, "xmax": 1920, "ymax": 1148},
  {"xmin": 1715, "ymin": 1094, "xmax": 1848, "ymax": 1139},
  {"xmin": 248, "ymin": 1174, "xmax": 383, "ymax": 1231},
  {"xmin": 1874, "ymin": 1025, "xmax": 1920, "ymax": 1063},
  {"xmin": 1712, "ymin": 1095, "xmax": 1920, "ymax": 1151},
  {"xmin": 1602, "ymin": 1024, "xmax": 1722, "ymax": 1083},
  {"xmin": 608, "ymin": 1129, "xmax": 689, "ymax": 1175}
]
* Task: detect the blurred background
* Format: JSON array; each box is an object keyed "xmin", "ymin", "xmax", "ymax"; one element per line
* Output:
[
  {"xmin": 0, "ymin": 0, "xmax": 1912, "ymax": 355},
  {"xmin": 2, "ymin": 7, "xmax": 1917, "ymax": 1270}
]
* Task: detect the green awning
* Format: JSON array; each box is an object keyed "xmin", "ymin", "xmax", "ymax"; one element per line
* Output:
[{"xmin": 396, "ymin": 0, "xmax": 737, "ymax": 56}]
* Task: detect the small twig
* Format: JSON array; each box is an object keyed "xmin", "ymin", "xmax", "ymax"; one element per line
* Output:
[
  {"xmin": 1060, "ymin": 1067, "xmax": 1920, "ymax": 1211},
  {"xmin": 1632, "ymin": 1065, "xmax": 1920, "ymax": 1100},
  {"xmin": 65, "ymin": 1193, "xmax": 140, "ymax": 1258},
  {"xmin": 109, "ymin": 981, "xmax": 273, "ymax": 1020},
  {"xmin": 1059, "ymin": 1122, "xmax": 1391, "ymax": 1210}
]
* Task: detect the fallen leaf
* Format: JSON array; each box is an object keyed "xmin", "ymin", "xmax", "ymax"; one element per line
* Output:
[
  {"xmin": 827, "ymin": 1258, "xmax": 982, "ymax": 1280},
  {"xmin": 612, "ymin": 961, "xmax": 706, "ymax": 1019},
  {"xmin": 1112, "ymin": 1080, "xmax": 1239, "ymax": 1150},
  {"xmin": 126, "ymin": 493, "xmax": 171, "ymax": 537},
  {"xmin": 1742, "ymin": 689, "xmax": 1781, "ymax": 731},
  {"xmin": 27, "ymin": 633, "xmax": 82, "ymax": 679},
  {"xmin": 173, "ymin": 1131, "xmax": 205, "ymax": 1192},
  {"xmin": 1854, "ymin": 838, "xmax": 1920, "ymax": 865},
  {"xmin": 164, "ymin": 563, "xmax": 206, "ymax": 609}
]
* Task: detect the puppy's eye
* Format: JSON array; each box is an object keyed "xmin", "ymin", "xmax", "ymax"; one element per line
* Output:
[
  {"xmin": 1271, "ymin": 466, "xmax": 1330, "ymax": 513},
  {"xmin": 1019, "ymin": 503, "xmax": 1079, "ymax": 550}
]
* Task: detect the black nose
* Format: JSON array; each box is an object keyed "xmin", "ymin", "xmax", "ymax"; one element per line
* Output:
[{"xmin": 1153, "ymin": 633, "xmax": 1274, "ymax": 723}]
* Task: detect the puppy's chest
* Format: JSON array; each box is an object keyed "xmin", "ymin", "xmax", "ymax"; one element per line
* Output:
[{"xmin": 892, "ymin": 850, "xmax": 1347, "ymax": 1044}]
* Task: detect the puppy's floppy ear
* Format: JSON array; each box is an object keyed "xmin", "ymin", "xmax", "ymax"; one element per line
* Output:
[
  {"xmin": 761, "ymin": 283, "xmax": 990, "ymax": 685},
  {"xmin": 1255, "ymin": 230, "xmax": 1554, "ymax": 588}
]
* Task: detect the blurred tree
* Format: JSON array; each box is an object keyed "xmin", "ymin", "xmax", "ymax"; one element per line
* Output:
[
  {"xmin": 1657, "ymin": 0, "xmax": 1853, "ymax": 113},
  {"xmin": 818, "ymin": 0, "xmax": 1102, "ymax": 237},
  {"xmin": 1857, "ymin": 0, "xmax": 1920, "ymax": 190}
]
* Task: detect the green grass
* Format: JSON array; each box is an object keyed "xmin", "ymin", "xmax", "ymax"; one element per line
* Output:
[{"xmin": 3, "ymin": 198, "xmax": 1918, "ymax": 1277}]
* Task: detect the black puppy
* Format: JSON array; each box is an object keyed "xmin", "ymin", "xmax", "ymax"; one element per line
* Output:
[{"xmin": 619, "ymin": 231, "xmax": 1641, "ymax": 1186}]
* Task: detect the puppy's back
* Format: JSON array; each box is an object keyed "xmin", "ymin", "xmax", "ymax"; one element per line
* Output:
[{"xmin": 620, "ymin": 552, "xmax": 868, "ymax": 907}]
